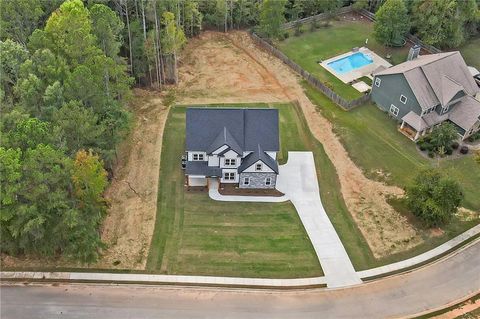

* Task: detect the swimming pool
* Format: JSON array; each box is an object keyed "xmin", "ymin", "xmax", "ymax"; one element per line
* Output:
[{"xmin": 327, "ymin": 52, "xmax": 373, "ymax": 74}]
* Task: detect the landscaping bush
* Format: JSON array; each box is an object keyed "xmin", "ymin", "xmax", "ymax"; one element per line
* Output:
[
  {"xmin": 283, "ymin": 31, "xmax": 289, "ymax": 39},
  {"xmin": 467, "ymin": 131, "xmax": 480, "ymax": 142},
  {"xmin": 460, "ymin": 145, "xmax": 469, "ymax": 154},
  {"xmin": 445, "ymin": 146, "xmax": 453, "ymax": 155},
  {"xmin": 451, "ymin": 141, "xmax": 459, "ymax": 149},
  {"xmin": 428, "ymin": 150, "xmax": 435, "ymax": 158}
]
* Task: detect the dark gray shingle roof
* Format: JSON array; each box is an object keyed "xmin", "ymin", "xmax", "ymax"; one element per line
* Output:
[
  {"xmin": 206, "ymin": 127, "xmax": 243, "ymax": 155},
  {"xmin": 186, "ymin": 108, "xmax": 279, "ymax": 152},
  {"xmin": 238, "ymin": 144, "xmax": 279, "ymax": 173},
  {"xmin": 186, "ymin": 161, "xmax": 222, "ymax": 176}
]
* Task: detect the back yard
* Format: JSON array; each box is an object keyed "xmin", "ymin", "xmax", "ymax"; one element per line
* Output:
[
  {"xmin": 457, "ymin": 36, "xmax": 480, "ymax": 69},
  {"xmin": 275, "ymin": 14, "xmax": 409, "ymax": 100}
]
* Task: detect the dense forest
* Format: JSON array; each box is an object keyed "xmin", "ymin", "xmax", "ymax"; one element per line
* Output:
[{"xmin": 1, "ymin": 0, "xmax": 478, "ymax": 263}]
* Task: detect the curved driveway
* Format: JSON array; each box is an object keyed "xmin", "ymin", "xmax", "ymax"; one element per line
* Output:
[{"xmin": 2, "ymin": 240, "xmax": 479, "ymax": 319}]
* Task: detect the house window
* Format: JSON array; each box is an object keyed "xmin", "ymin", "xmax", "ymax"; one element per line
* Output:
[
  {"xmin": 442, "ymin": 104, "xmax": 450, "ymax": 114},
  {"xmin": 374, "ymin": 77, "xmax": 381, "ymax": 87},
  {"xmin": 255, "ymin": 163, "xmax": 262, "ymax": 171},
  {"xmin": 192, "ymin": 153, "xmax": 204, "ymax": 161},
  {"xmin": 243, "ymin": 177, "xmax": 250, "ymax": 185},
  {"xmin": 224, "ymin": 172, "xmax": 235, "ymax": 181},
  {"xmin": 265, "ymin": 177, "xmax": 272, "ymax": 186},
  {"xmin": 225, "ymin": 158, "xmax": 236, "ymax": 166},
  {"xmin": 400, "ymin": 95, "xmax": 407, "ymax": 104},
  {"xmin": 389, "ymin": 104, "xmax": 399, "ymax": 117}
]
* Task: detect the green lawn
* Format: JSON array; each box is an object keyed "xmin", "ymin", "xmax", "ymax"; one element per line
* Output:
[
  {"xmin": 275, "ymin": 19, "xmax": 409, "ymax": 100},
  {"xmin": 457, "ymin": 37, "xmax": 480, "ymax": 69},
  {"xmin": 302, "ymin": 81, "xmax": 480, "ymax": 270},
  {"xmin": 146, "ymin": 104, "xmax": 322, "ymax": 278},
  {"xmin": 147, "ymin": 99, "xmax": 479, "ymax": 276}
]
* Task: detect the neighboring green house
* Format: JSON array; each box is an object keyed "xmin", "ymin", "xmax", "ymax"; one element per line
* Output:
[{"xmin": 371, "ymin": 51, "xmax": 480, "ymax": 141}]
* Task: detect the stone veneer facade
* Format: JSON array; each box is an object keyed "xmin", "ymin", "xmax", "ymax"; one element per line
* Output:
[{"xmin": 238, "ymin": 172, "xmax": 277, "ymax": 189}]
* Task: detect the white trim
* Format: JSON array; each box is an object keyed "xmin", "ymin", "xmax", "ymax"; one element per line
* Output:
[
  {"xmin": 224, "ymin": 158, "xmax": 236, "ymax": 166},
  {"xmin": 389, "ymin": 104, "xmax": 399, "ymax": 117},
  {"xmin": 441, "ymin": 104, "xmax": 450, "ymax": 114},
  {"xmin": 400, "ymin": 95, "xmax": 407, "ymax": 104},
  {"xmin": 223, "ymin": 172, "xmax": 236, "ymax": 181},
  {"xmin": 192, "ymin": 153, "xmax": 205, "ymax": 161},
  {"xmin": 255, "ymin": 163, "xmax": 263, "ymax": 171},
  {"xmin": 374, "ymin": 77, "xmax": 381, "ymax": 87},
  {"xmin": 265, "ymin": 177, "xmax": 272, "ymax": 186}
]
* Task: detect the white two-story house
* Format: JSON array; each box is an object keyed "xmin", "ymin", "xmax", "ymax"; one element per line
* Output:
[{"xmin": 185, "ymin": 108, "xmax": 279, "ymax": 189}]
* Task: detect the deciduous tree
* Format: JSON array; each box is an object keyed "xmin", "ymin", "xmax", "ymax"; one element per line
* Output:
[
  {"xmin": 374, "ymin": 0, "xmax": 410, "ymax": 46},
  {"xmin": 406, "ymin": 169, "xmax": 463, "ymax": 227}
]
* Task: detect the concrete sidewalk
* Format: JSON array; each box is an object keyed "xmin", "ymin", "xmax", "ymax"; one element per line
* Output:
[
  {"xmin": 208, "ymin": 179, "xmax": 289, "ymax": 203},
  {"xmin": 276, "ymin": 152, "xmax": 362, "ymax": 288}
]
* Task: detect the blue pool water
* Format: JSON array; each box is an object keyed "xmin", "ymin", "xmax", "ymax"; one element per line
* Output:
[{"xmin": 327, "ymin": 52, "xmax": 373, "ymax": 74}]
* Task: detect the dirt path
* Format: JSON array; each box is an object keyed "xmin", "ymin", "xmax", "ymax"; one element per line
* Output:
[{"xmin": 178, "ymin": 31, "xmax": 421, "ymax": 258}]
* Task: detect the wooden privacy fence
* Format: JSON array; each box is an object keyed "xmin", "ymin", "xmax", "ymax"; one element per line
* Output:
[
  {"xmin": 250, "ymin": 32, "xmax": 370, "ymax": 110},
  {"xmin": 283, "ymin": 6, "xmax": 353, "ymax": 30}
]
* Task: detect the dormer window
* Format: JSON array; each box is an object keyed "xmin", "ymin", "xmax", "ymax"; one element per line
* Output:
[
  {"xmin": 255, "ymin": 163, "xmax": 262, "ymax": 171},
  {"xmin": 192, "ymin": 153, "xmax": 204, "ymax": 161},
  {"xmin": 441, "ymin": 104, "xmax": 450, "ymax": 114},
  {"xmin": 400, "ymin": 95, "xmax": 407, "ymax": 104},
  {"xmin": 225, "ymin": 158, "xmax": 236, "ymax": 166}
]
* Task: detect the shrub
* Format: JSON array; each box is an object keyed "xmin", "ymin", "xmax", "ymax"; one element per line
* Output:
[
  {"xmin": 284, "ymin": 31, "xmax": 289, "ymax": 39},
  {"xmin": 430, "ymin": 123, "xmax": 458, "ymax": 154},
  {"xmin": 428, "ymin": 150, "xmax": 435, "ymax": 158},
  {"xmin": 445, "ymin": 146, "xmax": 453, "ymax": 155},
  {"xmin": 460, "ymin": 146, "xmax": 469, "ymax": 154},
  {"xmin": 406, "ymin": 169, "xmax": 463, "ymax": 227},
  {"xmin": 467, "ymin": 131, "xmax": 480, "ymax": 142},
  {"xmin": 451, "ymin": 141, "xmax": 459, "ymax": 149},
  {"xmin": 418, "ymin": 143, "xmax": 427, "ymax": 151}
]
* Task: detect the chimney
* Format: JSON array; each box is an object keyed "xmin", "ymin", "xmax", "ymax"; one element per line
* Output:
[{"xmin": 407, "ymin": 45, "xmax": 421, "ymax": 61}]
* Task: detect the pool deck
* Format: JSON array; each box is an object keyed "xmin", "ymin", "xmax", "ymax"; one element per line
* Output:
[{"xmin": 320, "ymin": 47, "xmax": 391, "ymax": 84}]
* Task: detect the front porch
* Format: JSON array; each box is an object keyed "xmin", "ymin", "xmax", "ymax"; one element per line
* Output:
[{"xmin": 400, "ymin": 111, "xmax": 430, "ymax": 141}]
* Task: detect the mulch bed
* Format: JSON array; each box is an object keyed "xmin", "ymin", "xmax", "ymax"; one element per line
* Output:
[{"xmin": 218, "ymin": 183, "xmax": 285, "ymax": 197}]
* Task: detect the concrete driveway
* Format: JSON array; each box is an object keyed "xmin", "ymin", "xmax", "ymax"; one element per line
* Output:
[{"xmin": 276, "ymin": 152, "xmax": 361, "ymax": 288}]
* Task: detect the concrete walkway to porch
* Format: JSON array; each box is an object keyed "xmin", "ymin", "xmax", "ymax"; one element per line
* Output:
[{"xmin": 208, "ymin": 179, "xmax": 289, "ymax": 203}]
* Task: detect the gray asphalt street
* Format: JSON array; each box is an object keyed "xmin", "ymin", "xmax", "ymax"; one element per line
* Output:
[{"xmin": 1, "ymin": 240, "xmax": 480, "ymax": 319}]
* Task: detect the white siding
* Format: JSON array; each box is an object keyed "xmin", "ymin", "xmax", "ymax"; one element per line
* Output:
[
  {"xmin": 219, "ymin": 150, "xmax": 241, "ymax": 169},
  {"xmin": 208, "ymin": 155, "xmax": 219, "ymax": 166},
  {"xmin": 220, "ymin": 168, "xmax": 239, "ymax": 183},
  {"xmin": 187, "ymin": 151, "xmax": 206, "ymax": 161},
  {"xmin": 266, "ymin": 151, "xmax": 277, "ymax": 160},
  {"xmin": 242, "ymin": 160, "xmax": 274, "ymax": 173}
]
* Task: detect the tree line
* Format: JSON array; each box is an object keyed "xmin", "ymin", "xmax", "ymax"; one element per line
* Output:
[{"xmin": 371, "ymin": 0, "xmax": 479, "ymax": 48}]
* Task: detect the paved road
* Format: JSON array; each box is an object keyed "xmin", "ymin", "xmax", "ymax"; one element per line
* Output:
[
  {"xmin": 2, "ymin": 241, "xmax": 479, "ymax": 319},
  {"xmin": 276, "ymin": 152, "xmax": 361, "ymax": 287}
]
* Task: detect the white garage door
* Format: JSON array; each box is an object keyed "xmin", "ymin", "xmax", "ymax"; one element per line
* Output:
[{"xmin": 188, "ymin": 176, "xmax": 207, "ymax": 187}]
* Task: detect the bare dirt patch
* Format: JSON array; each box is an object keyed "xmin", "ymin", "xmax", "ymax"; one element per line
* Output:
[
  {"xmin": 98, "ymin": 89, "xmax": 169, "ymax": 269},
  {"xmin": 177, "ymin": 31, "xmax": 422, "ymax": 258}
]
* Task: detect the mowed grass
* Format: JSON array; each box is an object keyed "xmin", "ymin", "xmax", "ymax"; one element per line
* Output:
[
  {"xmin": 302, "ymin": 81, "xmax": 480, "ymax": 269},
  {"xmin": 146, "ymin": 104, "xmax": 322, "ymax": 278},
  {"xmin": 275, "ymin": 18, "xmax": 409, "ymax": 100},
  {"xmin": 457, "ymin": 37, "xmax": 480, "ymax": 69},
  {"xmin": 303, "ymin": 82, "xmax": 480, "ymax": 211}
]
